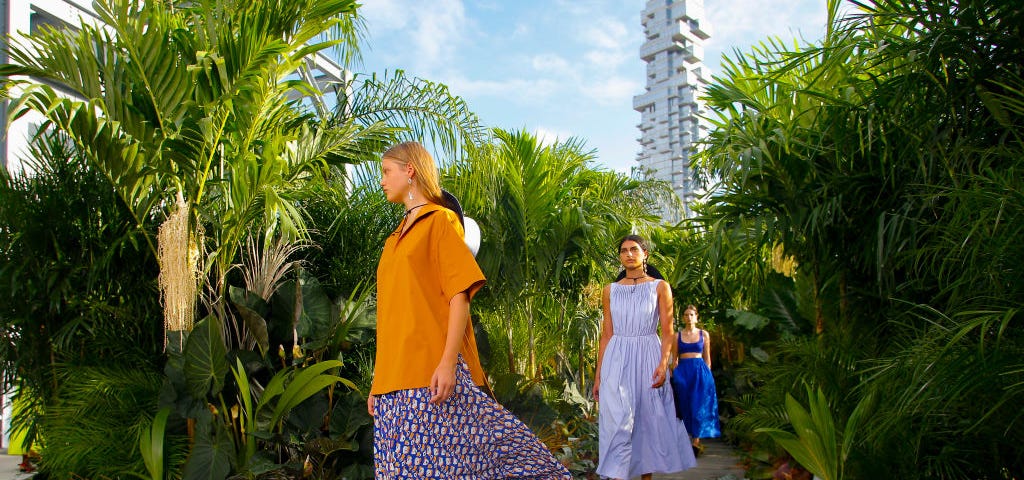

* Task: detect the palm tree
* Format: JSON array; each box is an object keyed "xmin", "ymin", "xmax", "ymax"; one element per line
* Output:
[
  {"xmin": 446, "ymin": 128, "xmax": 668, "ymax": 379},
  {"xmin": 697, "ymin": 0, "xmax": 1024, "ymax": 477},
  {"xmin": 0, "ymin": 131, "xmax": 164, "ymax": 474},
  {"xmin": 1, "ymin": 0, "xmax": 391, "ymax": 343},
  {"xmin": 698, "ymin": 0, "xmax": 875, "ymax": 336},
  {"xmin": 0, "ymin": 0, "xmax": 397, "ymax": 475}
]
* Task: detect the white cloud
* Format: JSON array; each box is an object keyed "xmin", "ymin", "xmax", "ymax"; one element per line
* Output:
[
  {"xmin": 704, "ymin": 0, "xmax": 827, "ymax": 66},
  {"xmin": 534, "ymin": 127, "xmax": 574, "ymax": 146},
  {"xmin": 574, "ymin": 15, "xmax": 637, "ymax": 71},
  {"xmin": 579, "ymin": 17, "xmax": 630, "ymax": 50},
  {"xmin": 584, "ymin": 49, "xmax": 631, "ymax": 69},
  {"xmin": 412, "ymin": 0, "xmax": 467, "ymax": 71},
  {"xmin": 531, "ymin": 53, "xmax": 574, "ymax": 77},
  {"xmin": 581, "ymin": 76, "xmax": 641, "ymax": 106},
  {"xmin": 359, "ymin": 0, "xmax": 408, "ymax": 30},
  {"xmin": 359, "ymin": 0, "xmax": 468, "ymax": 74},
  {"xmin": 441, "ymin": 74, "xmax": 561, "ymax": 104},
  {"xmin": 511, "ymin": 23, "xmax": 531, "ymax": 38}
]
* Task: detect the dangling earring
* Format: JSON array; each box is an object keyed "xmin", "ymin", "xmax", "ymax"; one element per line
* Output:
[{"xmin": 407, "ymin": 178, "xmax": 413, "ymax": 200}]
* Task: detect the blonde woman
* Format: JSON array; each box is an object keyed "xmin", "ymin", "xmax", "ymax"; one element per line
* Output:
[{"xmin": 368, "ymin": 141, "xmax": 570, "ymax": 479}]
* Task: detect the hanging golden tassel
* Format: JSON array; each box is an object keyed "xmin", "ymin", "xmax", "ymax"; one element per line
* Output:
[
  {"xmin": 771, "ymin": 242, "xmax": 799, "ymax": 278},
  {"xmin": 158, "ymin": 192, "xmax": 203, "ymax": 347}
]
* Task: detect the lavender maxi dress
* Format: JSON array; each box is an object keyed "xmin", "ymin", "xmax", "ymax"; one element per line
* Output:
[{"xmin": 597, "ymin": 280, "xmax": 697, "ymax": 479}]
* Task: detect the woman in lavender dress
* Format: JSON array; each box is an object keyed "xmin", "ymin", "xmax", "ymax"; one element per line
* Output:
[{"xmin": 593, "ymin": 235, "xmax": 696, "ymax": 480}]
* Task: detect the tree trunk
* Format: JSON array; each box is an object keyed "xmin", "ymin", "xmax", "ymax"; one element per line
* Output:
[
  {"xmin": 813, "ymin": 262, "xmax": 824, "ymax": 335},
  {"xmin": 839, "ymin": 270, "xmax": 848, "ymax": 326},
  {"xmin": 505, "ymin": 303, "xmax": 516, "ymax": 374},
  {"xmin": 527, "ymin": 300, "xmax": 536, "ymax": 377}
]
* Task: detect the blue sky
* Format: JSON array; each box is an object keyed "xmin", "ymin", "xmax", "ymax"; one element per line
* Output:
[{"xmin": 357, "ymin": 0, "xmax": 828, "ymax": 173}]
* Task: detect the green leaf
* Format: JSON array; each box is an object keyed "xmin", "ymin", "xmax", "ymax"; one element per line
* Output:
[
  {"xmin": 139, "ymin": 407, "xmax": 170, "ymax": 480},
  {"xmin": 183, "ymin": 315, "xmax": 230, "ymax": 399},
  {"xmin": 329, "ymin": 390, "xmax": 373, "ymax": 442},
  {"xmin": 229, "ymin": 286, "xmax": 271, "ymax": 355},
  {"xmin": 181, "ymin": 422, "xmax": 234, "ymax": 480},
  {"xmin": 728, "ymin": 309, "xmax": 771, "ymax": 331},
  {"xmin": 757, "ymin": 387, "xmax": 842, "ymax": 480}
]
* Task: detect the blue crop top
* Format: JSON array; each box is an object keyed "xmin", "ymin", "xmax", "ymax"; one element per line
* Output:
[{"xmin": 677, "ymin": 330, "xmax": 704, "ymax": 354}]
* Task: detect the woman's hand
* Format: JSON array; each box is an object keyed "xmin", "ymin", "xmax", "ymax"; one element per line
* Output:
[
  {"xmin": 651, "ymin": 365, "xmax": 667, "ymax": 388},
  {"xmin": 592, "ymin": 377, "xmax": 601, "ymax": 402},
  {"xmin": 367, "ymin": 394, "xmax": 376, "ymax": 416},
  {"xmin": 429, "ymin": 360, "xmax": 457, "ymax": 404}
]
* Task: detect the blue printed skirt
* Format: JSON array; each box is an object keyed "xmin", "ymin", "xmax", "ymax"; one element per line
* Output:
[{"xmin": 373, "ymin": 360, "xmax": 572, "ymax": 479}]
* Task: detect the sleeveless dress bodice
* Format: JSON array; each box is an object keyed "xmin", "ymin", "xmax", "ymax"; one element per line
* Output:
[{"xmin": 609, "ymin": 281, "xmax": 660, "ymax": 337}]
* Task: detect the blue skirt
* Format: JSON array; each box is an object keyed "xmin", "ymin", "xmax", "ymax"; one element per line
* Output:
[
  {"xmin": 373, "ymin": 360, "xmax": 572, "ymax": 479},
  {"xmin": 670, "ymin": 358, "xmax": 721, "ymax": 439}
]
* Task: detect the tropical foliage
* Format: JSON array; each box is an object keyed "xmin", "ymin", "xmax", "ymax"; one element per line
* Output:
[
  {"xmin": 447, "ymin": 129, "xmax": 669, "ymax": 378},
  {"xmin": 0, "ymin": 0, "xmax": 477, "ymax": 477},
  {"xmin": 0, "ymin": 130, "xmax": 164, "ymax": 477},
  {"xmin": 6, "ymin": 0, "xmax": 1022, "ymax": 478},
  {"xmin": 443, "ymin": 128, "xmax": 673, "ymax": 473},
  {"xmin": 689, "ymin": 0, "xmax": 1024, "ymax": 478}
]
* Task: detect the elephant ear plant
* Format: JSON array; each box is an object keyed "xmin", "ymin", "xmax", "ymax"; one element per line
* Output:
[{"xmin": 152, "ymin": 264, "xmax": 376, "ymax": 480}]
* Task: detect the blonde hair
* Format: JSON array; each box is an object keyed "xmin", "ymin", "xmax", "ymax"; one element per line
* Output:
[
  {"xmin": 382, "ymin": 141, "xmax": 443, "ymax": 204},
  {"xmin": 683, "ymin": 304, "xmax": 699, "ymax": 316}
]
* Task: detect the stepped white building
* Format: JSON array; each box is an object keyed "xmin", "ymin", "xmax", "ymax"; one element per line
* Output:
[{"xmin": 632, "ymin": 0, "xmax": 711, "ymax": 220}]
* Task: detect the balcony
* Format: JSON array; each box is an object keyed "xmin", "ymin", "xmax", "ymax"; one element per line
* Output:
[{"xmin": 632, "ymin": 90, "xmax": 657, "ymax": 110}]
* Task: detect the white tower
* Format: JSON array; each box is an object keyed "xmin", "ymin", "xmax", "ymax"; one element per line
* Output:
[{"xmin": 633, "ymin": 0, "xmax": 711, "ymax": 220}]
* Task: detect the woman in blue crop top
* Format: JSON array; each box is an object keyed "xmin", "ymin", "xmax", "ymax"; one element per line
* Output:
[{"xmin": 670, "ymin": 304, "xmax": 721, "ymax": 455}]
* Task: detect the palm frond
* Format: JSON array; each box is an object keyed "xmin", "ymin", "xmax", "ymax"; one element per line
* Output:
[{"xmin": 333, "ymin": 70, "xmax": 485, "ymax": 159}]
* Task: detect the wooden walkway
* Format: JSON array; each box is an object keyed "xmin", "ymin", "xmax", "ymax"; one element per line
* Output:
[{"xmin": 653, "ymin": 438, "xmax": 746, "ymax": 480}]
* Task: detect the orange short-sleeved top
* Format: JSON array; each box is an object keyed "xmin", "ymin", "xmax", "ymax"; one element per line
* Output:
[{"xmin": 371, "ymin": 204, "xmax": 487, "ymax": 396}]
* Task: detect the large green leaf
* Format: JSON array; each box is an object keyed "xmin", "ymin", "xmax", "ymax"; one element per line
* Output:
[
  {"xmin": 329, "ymin": 390, "xmax": 373, "ymax": 447},
  {"xmin": 270, "ymin": 360, "xmax": 347, "ymax": 418},
  {"xmin": 183, "ymin": 315, "xmax": 230, "ymax": 399},
  {"xmin": 757, "ymin": 274, "xmax": 806, "ymax": 336},
  {"xmin": 758, "ymin": 387, "xmax": 842, "ymax": 480},
  {"xmin": 728, "ymin": 309, "xmax": 771, "ymax": 331},
  {"xmin": 229, "ymin": 286, "xmax": 271, "ymax": 355},
  {"xmin": 181, "ymin": 419, "xmax": 234, "ymax": 480},
  {"xmin": 273, "ymin": 272, "xmax": 335, "ymax": 342}
]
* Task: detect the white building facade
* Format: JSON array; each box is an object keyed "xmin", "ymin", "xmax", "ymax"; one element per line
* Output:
[
  {"xmin": 632, "ymin": 0, "xmax": 711, "ymax": 220},
  {"xmin": 1, "ymin": 0, "xmax": 102, "ymax": 175}
]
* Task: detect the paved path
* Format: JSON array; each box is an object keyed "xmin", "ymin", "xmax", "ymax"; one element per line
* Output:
[
  {"xmin": 0, "ymin": 452, "xmax": 30, "ymax": 480},
  {"xmin": 1, "ymin": 441, "xmax": 748, "ymax": 480},
  {"xmin": 653, "ymin": 438, "xmax": 746, "ymax": 480}
]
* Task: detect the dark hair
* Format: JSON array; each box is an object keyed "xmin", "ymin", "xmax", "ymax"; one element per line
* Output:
[
  {"xmin": 614, "ymin": 234, "xmax": 664, "ymax": 280},
  {"xmin": 441, "ymin": 189, "xmax": 464, "ymax": 227}
]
